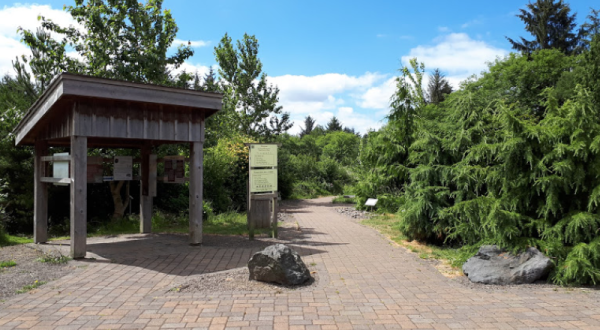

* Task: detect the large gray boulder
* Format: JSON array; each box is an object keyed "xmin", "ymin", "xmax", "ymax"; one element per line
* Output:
[
  {"xmin": 462, "ymin": 245, "xmax": 553, "ymax": 285},
  {"xmin": 248, "ymin": 244, "xmax": 311, "ymax": 285}
]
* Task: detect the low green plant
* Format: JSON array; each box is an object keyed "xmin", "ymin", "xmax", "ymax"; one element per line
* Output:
[
  {"xmin": 332, "ymin": 196, "xmax": 356, "ymax": 204},
  {"xmin": 36, "ymin": 253, "xmax": 70, "ymax": 264},
  {"xmin": 16, "ymin": 280, "xmax": 46, "ymax": 294},
  {"xmin": 0, "ymin": 260, "xmax": 16, "ymax": 268}
]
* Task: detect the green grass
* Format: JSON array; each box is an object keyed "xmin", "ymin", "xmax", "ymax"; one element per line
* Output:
[
  {"xmin": 1, "ymin": 210, "xmax": 274, "ymax": 247},
  {"xmin": 16, "ymin": 280, "xmax": 46, "ymax": 294},
  {"xmin": 0, "ymin": 260, "xmax": 16, "ymax": 268},
  {"xmin": 0, "ymin": 234, "xmax": 33, "ymax": 247},
  {"xmin": 362, "ymin": 215, "xmax": 468, "ymax": 269},
  {"xmin": 332, "ymin": 196, "xmax": 356, "ymax": 204}
]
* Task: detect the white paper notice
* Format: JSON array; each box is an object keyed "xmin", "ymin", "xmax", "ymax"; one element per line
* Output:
[{"xmin": 113, "ymin": 156, "xmax": 133, "ymax": 181}]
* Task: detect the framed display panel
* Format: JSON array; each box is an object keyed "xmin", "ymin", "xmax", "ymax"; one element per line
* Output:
[{"xmin": 163, "ymin": 156, "xmax": 186, "ymax": 183}]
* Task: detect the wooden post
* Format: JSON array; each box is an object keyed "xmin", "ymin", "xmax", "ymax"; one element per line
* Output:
[
  {"xmin": 34, "ymin": 140, "xmax": 48, "ymax": 243},
  {"xmin": 140, "ymin": 144, "xmax": 154, "ymax": 233},
  {"xmin": 70, "ymin": 135, "xmax": 87, "ymax": 259},
  {"xmin": 271, "ymin": 196, "xmax": 278, "ymax": 238},
  {"xmin": 248, "ymin": 182, "xmax": 254, "ymax": 240},
  {"xmin": 189, "ymin": 141, "xmax": 203, "ymax": 245}
]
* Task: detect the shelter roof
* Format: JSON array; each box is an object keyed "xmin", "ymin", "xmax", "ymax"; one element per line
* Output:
[{"xmin": 14, "ymin": 73, "xmax": 222, "ymax": 146}]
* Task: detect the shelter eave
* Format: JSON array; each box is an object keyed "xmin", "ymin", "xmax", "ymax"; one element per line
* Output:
[{"xmin": 14, "ymin": 73, "xmax": 223, "ymax": 146}]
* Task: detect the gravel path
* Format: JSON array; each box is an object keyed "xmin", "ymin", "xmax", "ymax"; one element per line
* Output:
[{"xmin": 0, "ymin": 245, "xmax": 77, "ymax": 301}]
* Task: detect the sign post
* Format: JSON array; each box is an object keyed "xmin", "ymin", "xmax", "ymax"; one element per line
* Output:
[{"xmin": 246, "ymin": 143, "xmax": 280, "ymax": 239}]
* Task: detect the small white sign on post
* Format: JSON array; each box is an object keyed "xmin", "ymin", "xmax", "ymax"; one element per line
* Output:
[
  {"xmin": 53, "ymin": 152, "xmax": 69, "ymax": 186},
  {"xmin": 113, "ymin": 156, "xmax": 133, "ymax": 181},
  {"xmin": 365, "ymin": 198, "xmax": 378, "ymax": 207}
]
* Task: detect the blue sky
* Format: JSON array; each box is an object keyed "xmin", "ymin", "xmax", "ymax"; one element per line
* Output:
[{"xmin": 0, "ymin": 0, "xmax": 597, "ymax": 134}]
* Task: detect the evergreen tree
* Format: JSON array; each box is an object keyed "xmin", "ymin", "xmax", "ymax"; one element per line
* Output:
[
  {"xmin": 506, "ymin": 0, "xmax": 584, "ymax": 55},
  {"xmin": 300, "ymin": 115, "xmax": 316, "ymax": 137},
  {"xmin": 582, "ymin": 9, "xmax": 600, "ymax": 46},
  {"xmin": 202, "ymin": 67, "xmax": 218, "ymax": 92},
  {"xmin": 426, "ymin": 69, "xmax": 453, "ymax": 104},
  {"xmin": 325, "ymin": 116, "xmax": 343, "ymax": 132},
  {"xmin": 192, "ymin": 72, "xmax": 201, "ymax": 90}
]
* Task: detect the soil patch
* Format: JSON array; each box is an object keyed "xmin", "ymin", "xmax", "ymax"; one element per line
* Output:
[
  {"xmin": 0, "ymin": 245, "xmax": 77, "ymax": 301},
  {"xmin": 174, "ymin": 266, "xmax": 318, "ymax": 294}
]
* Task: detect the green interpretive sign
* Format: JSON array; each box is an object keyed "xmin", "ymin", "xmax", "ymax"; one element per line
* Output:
[
  {"xmin": 250, "ymin": 144, "xmax": 277, "ymax": 167},
  {"xmin": 250, "ymin": 169, "xmax": 278, "ymax": 193}
]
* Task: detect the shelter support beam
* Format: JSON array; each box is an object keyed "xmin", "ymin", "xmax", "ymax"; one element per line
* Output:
[
  {"xmin": 140, "ymin": 144, "xmax": 155, "ymax": 233},
  {"xmin": 189, "ymin": 141, "xmax": 203, "ymax": 245},
  {"xmin": 34, "ymin": 140, "xmax": 48, "ymax": 243},
  {"xmin": 70, "ymin": 135, "xmax": 87, "ymax": 259}
]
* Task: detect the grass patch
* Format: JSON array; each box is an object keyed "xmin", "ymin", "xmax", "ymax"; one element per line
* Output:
[
  {"xmin": 16, "ymin": 280, "xmax": 46, "ymax": 294},
  {"xmin": 2, "ymin": 210, "xmax": 275, "ymax": 246},
  {"xmin": 36, "ymin": 254, "xmax": 70, "ymax": 264},
  {"xmin": 88, "ymin": 216, "xmax": 140, "ymax": 236},
  {"xmin": 0, "ymin": 234, "xmax": 33, "ymax": 247},
  {"xmin": 0, "ymin": 260, "xmax": 16, "ymax": 268},
  {"xmin": 362, "ymin": 214, "xmax": 468, "ymax": 271},
  {"xmin": 93, "ymin": 211, "xmax": 274, "ymax": 236},
  {"xmin": 332, "ymin": 196, "xmax": 356, "ymax": 204}
]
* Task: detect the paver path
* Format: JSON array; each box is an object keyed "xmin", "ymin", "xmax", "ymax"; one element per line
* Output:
[{"xmin": 1, "ymin": 197, "xmax": 599, "ymax": 330}]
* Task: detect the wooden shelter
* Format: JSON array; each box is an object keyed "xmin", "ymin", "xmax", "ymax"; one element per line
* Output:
[{"xmin": 13, "ymin": 73, "xmax": 222, "ymax": 258}]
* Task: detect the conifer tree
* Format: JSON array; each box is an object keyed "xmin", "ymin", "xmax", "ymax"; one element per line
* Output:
[
  {"xmin": 202, "ymin": 67, "xmax": 218, "ymax": 92},
  {"xmin": 325, "ymin": 116, "xmax": 343, "ymax": 132},
  {"xmin": 427, "ymin": 69, "xmax": 453, "ymax": 104},
  {"xmin": 506, "ymin": 0, "xmax": 584, "ymax": 55},
  {"xmin": 300, "ymin": 115, "xmax": 316, "ymax": 137}
]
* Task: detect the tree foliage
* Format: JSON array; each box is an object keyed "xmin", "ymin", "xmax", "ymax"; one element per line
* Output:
[
  {"xmin": 361, "ymin": 41, "xmax": 600, "ymax": 285},
  {"xmin": 506, "ymin": 0, "xmax": 584, "ymax": 55},
  {"xmin": 19, "ymin": 0, "xmax": 193, "ymax": 87},
  {"xmin": 213, "ymin": 33, "xmax": 287, "ymax": 140}
]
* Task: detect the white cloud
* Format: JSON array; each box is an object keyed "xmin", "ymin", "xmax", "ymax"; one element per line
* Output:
[
  {"xmin": 171, "ymin": 62, "xmax": 212, "ymax": 77},
  {"xmin": 0, "ymin": 4, "xmax": 75, "ymax": 37},
  {"xmin": 358, "ymin": 77, "xmax": 396, "ymax": 110},
  {"xmin": 269, "ymin": 72, "xmax": 387, "ymax": 135},
  {"xmin": 0, "ymin": 4, "xmax": 78, "ymax": 76},
  {"xmin": 438, "ymin": 26, "xmax": 450, "ymax": 33},
  {"xmin": 401, "ymin": 33, "xmax": 508, "ymax": 88},
  {"xmin": 271, "ymin": 72, "xmax": 385, "ymax": 104},
  {"xmin": 172, "ymin": 39, "xmax": 210, "ymax": 48},
  {"xmin": 461, "ymin": 19, "xmax": 483, "ymax": 29}
]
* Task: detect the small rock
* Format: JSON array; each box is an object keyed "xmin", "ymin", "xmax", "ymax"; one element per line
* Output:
[
  {"xmin": 336, "ymin": 207, "xmax": 372, "ymax": 219},
  {"xmin": 462, "ymin": 245, "xmax": 553, "ymax": 285},
  {"xmin": 248, "ymin": 244, "xmax": 311, "ymax": 285}
]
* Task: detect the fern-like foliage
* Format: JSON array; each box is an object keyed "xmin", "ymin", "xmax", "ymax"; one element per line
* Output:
[{"xmin": 370, "ymin": 42, "xmax": 600, "ymax": 285}]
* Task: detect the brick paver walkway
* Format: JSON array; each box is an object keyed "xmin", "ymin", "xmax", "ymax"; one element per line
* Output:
[{"xmin": 1, "ymin": 197, "xmax": 600, "ymax": 329}]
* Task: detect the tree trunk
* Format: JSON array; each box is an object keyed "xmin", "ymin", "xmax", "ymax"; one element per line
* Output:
[{"xmin": 109, "ymin": 180, "xmax": 131, "ymax": 219}]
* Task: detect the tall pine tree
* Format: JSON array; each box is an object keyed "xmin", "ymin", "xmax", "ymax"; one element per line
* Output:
[{"xmin": 506, "ymin": 0, "xmax": 584, "ymax": 55}]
